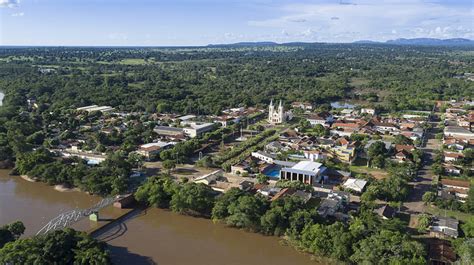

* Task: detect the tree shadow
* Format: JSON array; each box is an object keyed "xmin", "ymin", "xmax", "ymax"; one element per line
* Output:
[{"xmin": 108, "ymin": 245, "xmax": 158, "ymax": 265}]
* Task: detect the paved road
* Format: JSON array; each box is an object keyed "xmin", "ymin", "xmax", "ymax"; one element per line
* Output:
[{"xmin": 402, "ymin": 121, "xmax": 441, "ymax": 214}]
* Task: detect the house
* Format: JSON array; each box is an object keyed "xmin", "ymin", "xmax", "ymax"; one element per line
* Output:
[
  {"xmin": 429, "ymin": 217, "xmax": 459, "ymax": 238},
  {"xmin": 443, "ymin": 137, "xmax": 468, "ymax": 151},
  {"xmin": 291, "ymin": 101, "xmax": 313, "ymax": 110},
  {"xmin": 279, "ymin": 161, "xmax": 327, "ymax": 185},
  {"xmin": 194, "ymin": 170, "xmax": 223, "ymax": 185},
  {"xmin": 317, "ymin": 191, "xmax": 349, "ymax": 218},
  {"xmin": 306, "ymin": 112, "xmax": 333, "ymax": 127},
  {"xmin": 303, "ymin": 150, "xmax": 326, "ymax": 162},
  {"xmin": 360, "ymin": 108, "xmax": 376, "ymax": 115},
  {"xmin": 136, "ymin": 141, "xmax": 175, "ymax": 159},
  {"xmin": 331, "ymin": 144, "xmax": 356, "ymax": 164},
  {"xmin": 270, "ymin": 188, "xmax": 293, "ymax": 201},
  {"xmin": 76, "ymin": 105, "xmax": 115, "ymax": 113},
  {"xmin": 439, "ymin": 179, "xmax": 470, "ymax": 202},
  {"xmin": 265, "ymin": 141, "xmax": 284, "ymax": 153},
  {"xmin": 330, "ymin": 121, "xmax": 361, "ymax": 136},
  {"xmin": 177, "ymin": 115, "xmax": 196, "ymax": 121},
  {"xmin": 231, "ymin": 163, "xmax": 250, "ymax": 175},
  {"xmin": 257, "ymin": 186, "xmax": 282, "ymax": 197},
  {"xmin": 443, "ymin": 164, "xmax": 462, "ymax": 175},
  {"xmin": 372, "ymin": 121, "xmax": 400, "ymax": 134},
  {"xmin": 443, "ymin": 152, "xmax": 464, "ymax": 162},
  {"xmin": 342, "ymin": 178, "xmax": 368, "ymax": 193},
  {"xmin": 238, "ymin": 180, "xmax": 254, "ymax": 191},
  {"xmin": 395, "ymin": 150, "xmax": 410, "ymax": 162},
  {"xmin": 373, "ymin": 204, "xmax": 396, "ymax": 220},
  {"xmin": 251, "ymin": 151, "xmax": 276, "ymax": 164},
  {"xmin": 395, "ymin": 144, "xmax": 415, "ymax": 153},
  {"xmin": 444, "ymin": 126, "xmax": 474, "ymax": 140}
]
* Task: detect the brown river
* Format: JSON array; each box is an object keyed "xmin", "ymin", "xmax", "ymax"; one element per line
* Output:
[{"xmin": 0, "ymin": 170, "xmax": 322, "ymax": 265}]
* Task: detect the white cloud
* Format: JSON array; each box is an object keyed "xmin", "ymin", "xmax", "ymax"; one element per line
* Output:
[
  {"xmin": 248, "ymin": 0, "xmax": 474, "ymax": 41},
  {"xmin": 11, "ymin": 12, "xmax": 24, "ymax": 17},
  {"xmin": 0, "ymin": 0, "xmax": 19, "ymax": 8}
]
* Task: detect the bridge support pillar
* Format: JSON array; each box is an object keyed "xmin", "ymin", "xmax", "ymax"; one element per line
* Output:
[{"xmin": 89, "ymin": 211, "xmax": 99, "ymax": 222}]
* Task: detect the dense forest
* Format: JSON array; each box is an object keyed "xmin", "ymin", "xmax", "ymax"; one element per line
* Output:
[{"xmin": 0, "ymin": 44, "xmax": 472, "ymax": 115}]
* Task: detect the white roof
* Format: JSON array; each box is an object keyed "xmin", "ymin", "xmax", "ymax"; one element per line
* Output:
[
  {"xmin": 140, "ymin": 141, "xmax": 175, "ymax": 149},
  {"xmin": 292, "ymin": 161, "xmax": 323, "ymax": 173},
  {"xmin": 178, "ymin": 115, "xmax": 196, "ymax": 121},
  {"xmin": 343, "ymin": 178, "xmax": 368, "ymax": 192},
  {"xmin": 190, "ymin": 122, "xmax": 214, "ymax": 129}
]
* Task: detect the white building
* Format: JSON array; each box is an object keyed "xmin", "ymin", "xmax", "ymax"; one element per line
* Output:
[
  {"xmin": 76, "ymin": 105, "xmax": 115, "ymax": 113},
  {"xmin": 251, "ymin": 151, "xmax": 276, "ymax": 164},
  {"xmin": 268, "ymin": 100, "xmax": 285, "ymax": 124},
  {"xmin": 360, "ymin": 108, "xmax": 376, "ymax": 115},
  {"xmin": 280, "ymin": 161, "xmax": 327, "ymax": 185},
  {"xmin": 182, "ymin": 122, "xmax": 215, "ymax": 138},
  {"xmin": 342, "ymin": 178, "xmax": 368, "ymax": 193}
]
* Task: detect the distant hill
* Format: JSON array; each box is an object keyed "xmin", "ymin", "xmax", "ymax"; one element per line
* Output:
[
  {"xmin": 207, "ymin": 42, "xmax": 278, "ymax": 47},
  {"xmin": 353, "ymin": 38, "xmax": 474, "ymax": 46},
  {"xmin": 209, "ymin": 38, "xmax": 474, "ymax": 47},
  {"xmin": 386, "ymin": 38, "xmax": 474, "ymax": 46}
]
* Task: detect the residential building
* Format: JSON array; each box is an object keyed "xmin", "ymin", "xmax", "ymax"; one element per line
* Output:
[
  {"xmin": 430, "ymin": 217, "xmax": 459, "ymax": 238},
  {"xmin": 76, "ymin": 105, "xmax": 115, "ymax": 113},
  {"xmin": 306, "ymin": 112, "xmax": 333, "ymax": 127},
  {"xmin": 331, "ymin": 144, "xmax": 356, "ymax": 164},
  {"xmin": 373, "ymin": 204, "xmax": 396, "ymax": 220},
  {"xmin": 360, "ymin": 108, "xmax": 376, "ymax": 115},
  {"xmin": 136, "ymin": 141, "xmax": 175, "ymax": 159},
  {"xmin": 291, "ymin": 101, "xmax": 313, "ymax": 110},
  {"xmin": 251, "ymin": 151, "xmax": 276, "ymax": 164},
  {"xmin": 443, "ymin": 152, "xmax": 464, "ymax": 162},
  {"xmin": 439, "ymin": 179, "xmax": 470, "ymax": 202},
  {"xmin": 303, "ymin": 150, "xmax": 326, "ymax": 162},
  {"xmin": 342, "ymin": 178, "xmax": 368, "ymax": 193},
  {"xmin": 444, "ymin": 126, "xmax": 474, "ymax": 140}
]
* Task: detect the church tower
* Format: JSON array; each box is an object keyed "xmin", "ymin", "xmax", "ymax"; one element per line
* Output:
[{"xmin": 268, "ymin": 99, "xmax": 285, "ymax": 124}]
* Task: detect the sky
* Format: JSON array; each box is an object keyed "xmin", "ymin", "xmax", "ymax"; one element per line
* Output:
[{"xmin": 0, "ymin": 0, "xmax": 473, "ymax": 46}]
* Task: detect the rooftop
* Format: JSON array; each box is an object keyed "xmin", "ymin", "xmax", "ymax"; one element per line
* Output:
[{"xmin": 292, "ymin": 161, "xmax": 323, "ymax": 173}]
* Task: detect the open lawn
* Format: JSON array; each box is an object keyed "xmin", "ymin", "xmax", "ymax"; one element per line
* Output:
[
  {"xmin": 119, "ymin": 58, "xmax": 155, "ymax": 65},
  {"xmin": 349, "ymin": 77, "xmax": 370, "ymax": 88},
  {"xmin": 350, "ymin": 158, "xmax": 389, "ymax": 179},
  {"xmin": 426, "ymin": 205, "xmax": 471, "ymax": 222}
]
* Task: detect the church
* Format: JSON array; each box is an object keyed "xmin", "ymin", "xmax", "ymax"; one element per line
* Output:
[{"xmin": 268, "ymin": 100, "xmax": 286, "ymax": 124}]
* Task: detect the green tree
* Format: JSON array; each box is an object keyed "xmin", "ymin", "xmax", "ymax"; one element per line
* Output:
[
  {"xmin": 226, "ymin": 195, "xmax": 269, "ymax": 230},
  {"xmin": 134, "ymin": 175, "xmax": 177, "ymax": 207},
  {"xmin": 350, "ymin": 230, "xmax": 426, "ymax": 265},
  {"xmin": 256, "ymin": 174, "xmax": 269, "ymax": 184},
  {"xmin": 162, "ymin": 159, "xmax": 177, "ymax": 174},
  {"xmin": 170, "ymin": 183, "xmax": 215, "ymax": 216}
]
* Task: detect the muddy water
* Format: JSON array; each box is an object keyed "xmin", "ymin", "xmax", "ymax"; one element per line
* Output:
[
  {"xmin": 97, "ymin": 209, "xmax": 318, "ymax": 265},
  {"xmin": 0, "ymin": 169, "xmax": 104, "ymax": 235},
  {"xmin": 0, "ymin": 170, "xmax": 320, "ymax": 265}
]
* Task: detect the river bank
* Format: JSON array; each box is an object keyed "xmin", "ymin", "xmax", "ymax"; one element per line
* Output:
[{"xmin": 0, "ymin": 171, "xmax": 325, "ymax": 264}]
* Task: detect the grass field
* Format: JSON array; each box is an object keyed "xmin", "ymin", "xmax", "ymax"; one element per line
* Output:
[
  {"xmin": 119, "ymin": 58, "xmax": 155, "ymax": 65},
  {"xmin": 426, "ymin": 205, "xmax": 471, "ymax": 222}
]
